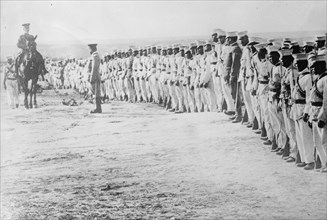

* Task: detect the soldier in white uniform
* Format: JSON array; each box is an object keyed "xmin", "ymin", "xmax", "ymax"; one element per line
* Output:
[
  {"xmin": 278, "ymin": 48, "xmax": 298, "ymax": 159},
  {"xmin": 291, "ymin": 53, "xmax": 315, "ymax": 166},
  {"xmin": 266, "ymin": 45, "xmax": 288, "ymax": 152},
  {"xmin": 203, "ymin": 40, "xmax": 218, "ymax": 112},
  {"xmin": 308, "ymin": 54, "xmax": 327, "ymax": 171},
  {"xmin": 238, "ymin": 31, "xmax": 255, "ymax": 127},
  {"xmin": 212, "ymin": 29, "xmax": 226, "ymax": 112},
  {"xmin": 3, "ymin": 56, "xmax": 20, "ymax": 109}
]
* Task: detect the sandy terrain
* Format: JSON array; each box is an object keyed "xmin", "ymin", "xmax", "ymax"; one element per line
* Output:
[{"xmin": 1, "ymin": 88, "xmax": 326, "ymax": 220}]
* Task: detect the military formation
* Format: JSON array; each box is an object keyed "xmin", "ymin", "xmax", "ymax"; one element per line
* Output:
[{"xmin": 3, "ymin": 26, "xmax": 327, "ymax": 172}]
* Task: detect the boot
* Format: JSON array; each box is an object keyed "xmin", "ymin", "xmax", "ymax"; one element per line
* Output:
[
  {"xmin": 222, "ymin": 99, "xmax": 227, "ymax": 112},
  {"xmin": 241, "ymin": 109, "xmax": 248, "ymax": 124},
  {"xmin": 315, "ymin": 155, "xmax": 322, "ymax": 170},
  {"xmin": 282, "ymin": 137, "xmax": 290, "ymax": 158},
  {"xmin": 271, "ymin": 136, "xmax": 278, "ymax": 151},
  {"xmin": 90, "ymin": 97, "xmax": 102, "ymax": 114},
  {"xmin": 252, "ymin": 117, "xmax": 258, "ymax": 130},
  {"xmin": 261, "ymin": 123, "xmax": 267, "ymax": 138},
  {"xmin": 295, "ymin": 151, "xmax": 302, "ymax": 164}
]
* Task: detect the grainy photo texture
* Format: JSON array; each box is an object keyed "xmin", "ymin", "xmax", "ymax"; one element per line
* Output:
[{"xmin": 1, "ymin": 1, "xmax": 327, "ymax": 219}]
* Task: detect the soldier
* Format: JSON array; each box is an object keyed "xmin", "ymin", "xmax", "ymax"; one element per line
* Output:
[
  {"xmin": 291, "ymin": 53, "xmax": 315, "ymax": 166},
  {"xmin": 266, "ymin": 45, "xmax": 287, "ymax": 153},
  {"xmin": 212, "ymin": 29, "xmax": 227, "ymax": 112},
  {"xmin": 167, "ymin": 45, "xmax": 179, "ymax": 112},
  {"xmin": 303, "ymin": 41, "xmax": 315, "ymax": 54},
  {"xmin": 87, "ymin": 43, "xmax": 102, "ymax": 113},
  {"xmin": 132, "ymin": 48, "xmax": 142, "ymax": 102},
  {"xmin": 224, "ymin": 31, "xmax": 243, "ymax": 122},
  {"xmin": 315, "ymin": 36, "xmax": 326, "ymax": 55},
  {"xmin": 308, "ymin": 54, "xmax": 327, "ymax": 171},
  {"xmin": 203, "ymin": 39, "xmax": 218, "ymax": 112},
  {"xmin": 278, "ymin": 48, "xmax": 298, "ymax": 159},
  {"xmin": 3, "ymin": 56, "xmax": 20, "ymax": 109},
  {"xmin": 174, "ymin": 44, "xmax": 186, "ymax": 113},
  {"xmin": 252, "ymin": 43, "xmax": 275, "ymax": 144},
  {"xmin": 182, "ymin": 46, "xmax": 196, "ymax": 112},
  {"xmin": 15, "ymin": 23, "xmax": 47, "ymax": 75},
  {"xmin": 238, "ymin": 31, "xmax": 255, "ymax": 126}
]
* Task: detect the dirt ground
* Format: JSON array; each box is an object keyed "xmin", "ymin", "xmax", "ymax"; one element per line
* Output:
[{"xmin": 1, "ymin": 88, "xmax": 326, "ymax": 220}]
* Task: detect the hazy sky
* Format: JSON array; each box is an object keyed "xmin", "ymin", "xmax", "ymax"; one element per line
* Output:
[{"xmin": 1, "ymin": 1, "xmax": 326, "ymax": 45}]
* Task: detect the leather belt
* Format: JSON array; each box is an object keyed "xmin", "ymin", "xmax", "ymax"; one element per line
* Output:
[
  {"xmin": 259, "ymin": 80, "xmax": 269, "ymax": 84},
  {"xmin": 7, "ymin": 78, "xmax": 17, "ymax": 80},
  {"xmin": 295, "ymin": 99, "xmax": 306, "ymax": 104},
  {"xmin": 270, "ymin": 88, "xmax": 278, "ymax": 92},
  {"xmin": 311, "ymin": 101, "xmax": 323, "ymax": 107},
  {"xmin": 211, "ymin": 62, "xmax": 217, "ymax": 65}
]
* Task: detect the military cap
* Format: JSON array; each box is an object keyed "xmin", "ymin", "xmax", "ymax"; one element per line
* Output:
[
  {"xmin": 156, "ymin": 45, "xmax": 162, "ymax": 50},
  {"xmin": 292, "ymin": 53, "xmax": 307, "ymax": 61},
  {"xmin": 308, "ymin": 54, "xmax": 326, "ymax": 67},
  {"xmin": 196, "ymin": 40, "xmax": 205, "ymax": 47},
  {"xmin": 303, "ymin": 41, "xmax": 315, "ymax": 47},
  {"xmin": 87, "ymin": 43, "xmax": 97, "ymax": 48},
  {"xmin": 167, "ymin": 45, "xmax": 173, "ymax": 50},
  {"xmin": 189, "ymin": 42, "xmax": 197, "ymax": 48},
  {"xmin": 283, "ymin": 37, "xmax": 292, "ymax": 42},
  {"xmin": 172, "ymin": 43, "xmax": 180, "ymax": 49},
  {"xmin": 161, "ymin": 46, "xmax": 167, "ymax": 50},
  {"xmin": 151, "ymin": 45, "xmax": 157, "ymax": 49},
  {"xmin": 226, "ymin": 31, "xmax": 238, "ymax": 38},
  {"xmin": 237, "ymin": 31, "xmax": 248, "ymax": 38},
  {"xmin": 272, "ymin": 41, "xmax": 282, "ymax": 48},
  {"xmin": 315, "ymin": 36, "xmax": 326, "ymax": 41},
  {"xmin": 290, "ymin": 42, "xmax": 299, "ymax": 47},
  {"xmin": 279, "ymin": 48, "xmax": 292, "ymax": 56},
  {"xmin": 22, "ymin": 23, "xmax": 30, "ymax": 27},
  {"xmin": 282, "ymin": 42, "xmax": 291, "ymax": 49},
  {"xmin": 213, "ymin": 28, "xmax": 226, "ymax": 37},
  {"xmin": 267, "ymin": 45, "xmax": 279, "ymax": 54},
  {"xmin": 6, "ymin": 56, "xmax": 13, "ymax": 60},
  {"xmin": 254, "ymin": 43, "xmax": 269, "ymax": 50}
]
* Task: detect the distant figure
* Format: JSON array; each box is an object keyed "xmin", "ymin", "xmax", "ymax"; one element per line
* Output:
[
  {"xmin": 15, "ymin": 23, "xmax": 47, "ymax": 76},
  {"xmin": 87, "ymin": 43, "xmax": 102, "ymax": 113},
  {"xmin": 3, "ymin": 56, "xmax": 20, "ymax": 109}
]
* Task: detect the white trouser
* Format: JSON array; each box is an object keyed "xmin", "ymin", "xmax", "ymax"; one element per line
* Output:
[
  {"xmin": 220, "ymin": 78, "xmax": 235, "ymax": 111},
  {"xmin": 6, "ymin": 79, "xmax": 19, "ymax": 108},
  {"xmin": 268, "ymin": 99, "xmax": 287, "ymax": 148}
]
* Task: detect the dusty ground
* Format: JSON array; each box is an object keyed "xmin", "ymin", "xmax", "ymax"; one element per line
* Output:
[{"xmin": 1, "ymin": 88, "xmax": 327, "ymax": 220}]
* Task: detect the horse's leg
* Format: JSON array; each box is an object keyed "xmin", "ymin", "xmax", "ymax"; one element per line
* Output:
[
  {"xmin": 24, "ymin": 80, "xmax": 29, "ymax": 109},
  {"xmin": 29, "ymin": 80, "xmax": 33, "ymax": 108},
  {"xmin": 33, "ymin": 79, "xmax": 38, "ymax": 108}
]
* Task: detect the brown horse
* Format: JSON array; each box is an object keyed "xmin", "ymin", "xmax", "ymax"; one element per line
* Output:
[{"xmin": 17, "ymin": 36, "xmax": 45, "ymax": 109}]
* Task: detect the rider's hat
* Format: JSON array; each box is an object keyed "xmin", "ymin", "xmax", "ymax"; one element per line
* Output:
[
  {"xmin": 6, "ymin": 56, "xmax": 13, "ymax": 61},
  {"xmin": 22, "ymin": 23, "xmax": 30, "ymax": 27},
  {"xmin": 87, "ymin": 43, "xmax": 97, "ymax": 48}
]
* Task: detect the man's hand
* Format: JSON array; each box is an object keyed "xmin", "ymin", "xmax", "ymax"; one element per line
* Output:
[
  {"xmin": 251, "ymin": 89, "xmax": 257, "ymax": 96},
  {"xmin": 318, "ymin": 120, "xmax": 326, "ymax": 128},
  {"xmin": 3, "ymin": 82, "xmax": 7, "ymax": 90},
  {"xmin": 224, "ymin": 75, "xmax": 230, "ymax": 83},
  {"xmin": 308, "ymin": 121, "xmax": 312, "ymax": 129},
  {"xmin": 303, "ymin": 113, "xmax": 309, "ymax": 122}
]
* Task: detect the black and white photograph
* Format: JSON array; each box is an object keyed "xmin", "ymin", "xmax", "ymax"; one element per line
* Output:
[{"xmin": 1, "ymin": 0, "xmax": 327, "ymax": 219}]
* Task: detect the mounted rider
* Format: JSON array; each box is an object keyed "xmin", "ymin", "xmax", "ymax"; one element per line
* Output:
[{"xmin": 15, "ymin": 23, "xmax": 47, "ymax": 76}]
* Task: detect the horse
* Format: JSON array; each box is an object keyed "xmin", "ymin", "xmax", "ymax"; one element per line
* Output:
[{"xmin": 17, "ymin": 36, "xmax": 44, "ymax": 109}]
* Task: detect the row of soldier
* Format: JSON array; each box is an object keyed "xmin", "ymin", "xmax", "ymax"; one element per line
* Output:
[{"xmin": 39, "ymin": 30, "xmax": 327, "ymax": 172}]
